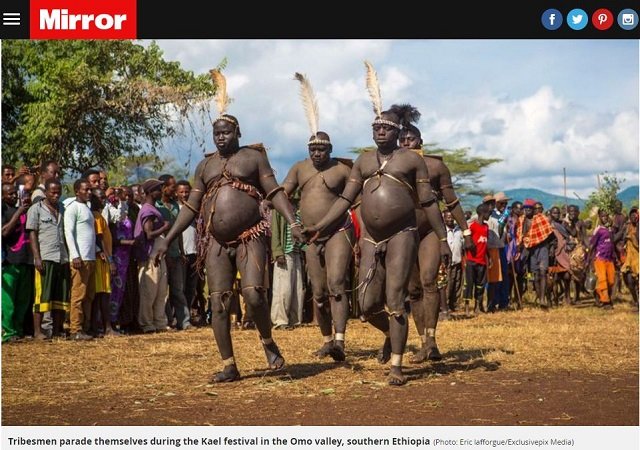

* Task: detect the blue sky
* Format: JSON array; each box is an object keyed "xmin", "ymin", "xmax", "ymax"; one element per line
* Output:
[{"xmin": 153, "ymin": 40, "xmax": 639, "ymax": 198}]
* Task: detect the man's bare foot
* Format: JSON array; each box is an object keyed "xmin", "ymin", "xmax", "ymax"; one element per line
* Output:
[
  {"xmin": 387, "ymin": 366, "xmax": 407, "ymax": 386},
  {"xmin": 377, "ymin": 337, "xmax": 392, "ymax": 364},
  {"xmin": 263, "ymin": 341, "xmax": 285, "ymax": 370},
  {"xmin": 211, "ymin": 364, "xmax": 241, "ymax": 383}
]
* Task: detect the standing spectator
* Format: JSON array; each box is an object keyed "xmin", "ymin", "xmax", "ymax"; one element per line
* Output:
[
  {"xmin": 156, "ymin": 174, "xmax": 190, "ymax": 331},
  {"xmin": 99, "ymin": 171, "xmax": 109, "ymax": 191},
  {"xmin": 82, "ymin": 169, "xmax": 101, "ymax": 189},
  {"xmin": 117, "ymin": 186, "xmax": 142, "ymax": 333},
  {"xmin": 90, "ymin": 188, "xmax": 118, "ymax": 336},
  {"xmin": 506, "ymin": 201, "xmax": 525, "ymax": 308},
  {"xmin": 134, "ymin": 179, "xmax": 170, "ymax": 333},
  {"xmin": 564, "ymin": 204, "xmax": 588, "ymax": 304},
  {"xmin": 444, "ymin": 210, "xmax": 464, "ymax": 312},
  {"xmin": 2, "ymin": 183, "xmax": 33, "ymax": 342},
  {"xmin": 620, "ymin": 207, "xmax": 638, "ymax": 310},
  {"xmin": 2, "ymin": 165, "xmax": 16, "ymax": 184},
  {"xmin": 487, "ymin": 192, "xmax": 511, "ymax": 311},
  {"xmin": 27, "ymin": 179, "xmax": 69, "ymax": 339},
  {"xmin": 131, "ymin": 184, "xmax": 144, "ymax": 206},
  {"xmin": 463, "ymin": 204, "xmax": 490, "ymax": 316},
  {"xmin": 31, "ymin": 161, "xmax": 61, "ymax": 203},
  {"xmin": 549, "ymin": 206, "xmax": 572, "ymax": 305},
  {"xmin": 524, "ymin": 201, "xmax": 554, "ymax": 307},
  {"xmin": 270, "ymin": 197, "xmax": 304, "ymax": 330},
  {"xmin": 109, "ymin": 187, "xmax": 136, "ymax": 328},
  {"xmin": 589, "ymin": 209, "xmax": 617, "ymax": 310},
  {"xmin": 176, "ymin": 180, "xmax": 202, "ymax": 325},
  {"xmin": 30, "ymin": 161, "xmax": 64, "ymax": 337},
  {"xmin": 64, "ymin": 179, "xmax": 96, "ymax": 340}
]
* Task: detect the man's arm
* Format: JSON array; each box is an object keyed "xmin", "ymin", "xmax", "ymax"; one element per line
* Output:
[
  {"xmin": 415, "ymin": 157, "xmax": 445, "ymax": 240},
  {"xmin": 307, "ymin": 162, "xmax": 363, "ymax": 236},
  {"xmin": 2, "ymin": 205, "xmax": 26, "ymax": 237},
  {"xmin": 258, "ymin": 153, "xmax": 298, "ymax": 226},
  {"xmin": 29, "ymin": 230, "xmax": 43, "ymax": 272},
  {"xmin": 281, "ymin": 163, "xmax": 300, "ymax": 197},
  {"xmin": 153, "ymin": 160, "xmax": 206, "ymax": 261},
  {"xmin": 163, "ymin": 159, "xmax": 206, "ymax": 245},
  {"xmin": 437, "ymin": 161, "xmax": 475, "ymax": 251},
  {"xmin": 64, "ymin": 204, "xmax": 81, "ymax": 261},
  {"xmin": 144, "ymin": 216, "xmax": 170, "ymax": 241}
]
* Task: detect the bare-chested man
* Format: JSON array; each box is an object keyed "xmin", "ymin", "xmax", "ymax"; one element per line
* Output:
[
  {"xmin": 305, "ymin": 104, "xmax": 449, "ymax": 385},
  {"xmin": 154, "ymin": 113, "xmax": 303, "ymax": 382},
  {"xmin": 399, "ymin": 122, "xmax": 473, "ymax": 363},
  {"xmin": 283, "ymin": 131, "xmax": 354, "ymax": 361}
]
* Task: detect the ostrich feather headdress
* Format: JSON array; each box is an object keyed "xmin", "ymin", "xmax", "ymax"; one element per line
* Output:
[
  {"xmin": 210, "ymin": 69, "xmax": 237, "ymax": 127},
  {"xmin": 364, "ymin": 60, "xmax": 402, "ymax": 130},
  {"xmin": 294, "ymin": 72, "xmax": 331, "ymax": 146}
]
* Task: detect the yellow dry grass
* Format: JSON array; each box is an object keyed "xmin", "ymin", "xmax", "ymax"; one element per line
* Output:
[{"xmin": 1, "ymin": 299, "xmax": 638, "ymax": 421}]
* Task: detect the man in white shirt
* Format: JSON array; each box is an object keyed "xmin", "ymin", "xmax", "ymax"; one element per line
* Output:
[
  {"xmin": 64, "ymin": 178, "xmax": 96, "ymax": 340},
  {"xmin": 444, "ymin": 211, "xmax": 464, "ymax": 311}
]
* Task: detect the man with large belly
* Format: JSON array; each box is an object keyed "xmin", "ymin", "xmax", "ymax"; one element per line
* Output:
[
  {"xmin": 283, "ymin": 131, "xmax": 354, "ymax": 361},
  {"xmin": 153, "ymin": 114, "xmax": 303, "ymax": 382},
  {"xmin": 305, "ymin": 105, "xmax": 449, "ymax": 385},
  {"xmin": 399, "ymin": 123, "xmax": 473, "ymax": 364}
]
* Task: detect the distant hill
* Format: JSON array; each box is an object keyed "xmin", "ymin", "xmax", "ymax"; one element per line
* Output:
[
  {"xmin": 460, "ymin": 185, "xmax": 639, "ymax": 211},
  {"xmin": 618, "ymin": 186, "xmax": 639, "ymax": 207},
  {"xmin": 503, "ymin": 188, "xmax": 585, "ymax": 208}
]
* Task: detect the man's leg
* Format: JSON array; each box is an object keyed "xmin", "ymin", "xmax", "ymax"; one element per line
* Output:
[
  {"xmin": 413, "ymin": 232, "xmax": 442, "ymax": 363},
  {"xmin": 270, "ymin": 253, "xmax": 291, "ymax": 328},
  {"xmin": 324, "ymin": 229, "xmax": 354, "ymax": 357},
  {"xmin": 357, "ymin": 237, "xmax": 390, "ymax": 363},
  {"xmin": 290, "ymin": 252, "xmax": 305, "ymax": 326},
  {"xmin": 447, "ymin": 263, "xmax": 462, "ymax": 311},
  {"xmin": 205, "ymin": 240, "xmax": 239, "ymax": 381},
  {"xmin": 166, "ymin": 256, "xmax": 190, "ymax": 330},
  {"xmin": 384, "ymin": 229, "xmax": 419, "ymax": 385},
  {"xmin": 237, "ymin": 237, "xmax": 284, "ymax": 370},
  {"xmin": 2, "ymin": 264, "xmax": 21, "ymax": 341},
  {"xmin": 305, "ymin": 244, "xmax": 336, "ymax": 356}
]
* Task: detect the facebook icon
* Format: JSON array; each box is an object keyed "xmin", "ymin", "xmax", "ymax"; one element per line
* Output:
[{"xmin": 542, "ymin": 8, "xmax": 563, "ymax": 30}]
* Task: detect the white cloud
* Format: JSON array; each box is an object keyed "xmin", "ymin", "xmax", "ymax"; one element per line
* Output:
[
  {"xmin": 153, "ymin": 40, "xmax": 639, "ymax": 199},
  {"xmin": 421, "ymin": 86, "xmax": 638, "ymax": 197}
]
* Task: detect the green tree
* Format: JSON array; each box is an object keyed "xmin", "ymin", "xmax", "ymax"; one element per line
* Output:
[
  {"xmin": 351, "ymin": 144, "xmax": 501, "ymax": 195},
  {"xmin": 585, "ymin": 172, "xmax": 625, "ymax": 215},
  {"xmin": 2, "ymin": 40, "xmax": 216, "ymax": 174}
]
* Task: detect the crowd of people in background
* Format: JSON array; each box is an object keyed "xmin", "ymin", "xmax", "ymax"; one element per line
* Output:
[{"xmin": 2, "ymin": 161, "xmax": 638, "ymax": 348}]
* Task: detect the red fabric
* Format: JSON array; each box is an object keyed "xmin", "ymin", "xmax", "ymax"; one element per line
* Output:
[
  {"xmin": 525, "ymin": 213, "xmax": 553, "ymax": 248},
  {"xmin": 466, "ymin": 220, "xmax": 488, "ymax": 265},
  {"xmin": 349, "ymin": 209, "xmax": 361, "ymax": 240}
]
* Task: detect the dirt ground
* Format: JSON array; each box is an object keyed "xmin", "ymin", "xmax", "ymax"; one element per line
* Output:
[{"xmin": 2, "ymin": 299, "xmax": 638, "ymax": 426}]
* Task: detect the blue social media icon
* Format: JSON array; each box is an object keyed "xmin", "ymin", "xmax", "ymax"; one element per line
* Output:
[
  {"xmin": 618, "ymin": 9, "xmax": 638, "ymax": 30},
  {"xmin": 567, "ymin": 8, "xmax": 588, "ymax": 30},
  {"xmin": 542, "ymin": 9, "xmax": 563, "ymax": 30}
]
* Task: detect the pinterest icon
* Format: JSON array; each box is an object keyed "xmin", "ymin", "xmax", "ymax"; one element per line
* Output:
[{"xmin": 592, "ymin": 8, "xmax": 613, "ymax": 30}]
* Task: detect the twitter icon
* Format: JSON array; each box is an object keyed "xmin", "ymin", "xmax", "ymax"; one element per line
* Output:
[{"xmin": 567, "ymin": 8, "xmax": 588, "ymax": 30}]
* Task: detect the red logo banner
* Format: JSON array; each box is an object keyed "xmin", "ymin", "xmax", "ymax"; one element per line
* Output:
[{"xmin": 30, "ymin": 0, "xmax": 137, "ymax": 39}]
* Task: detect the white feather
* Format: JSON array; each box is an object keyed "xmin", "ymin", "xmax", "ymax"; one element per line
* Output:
[
  {"xmin": 364, "ymin": 60, "xmax": 382, "ymax": 118},
  {"xmin": 294, "ymin": 72, "xmax": 319, "ymax": 138}
]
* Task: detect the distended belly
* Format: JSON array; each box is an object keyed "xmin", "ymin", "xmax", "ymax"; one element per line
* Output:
[{"xmin": 203, "ymin": 186, "xmax": 262, "ymax": 243}]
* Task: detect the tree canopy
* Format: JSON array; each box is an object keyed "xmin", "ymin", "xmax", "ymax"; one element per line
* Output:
[
  {"xmin": 585, "ymin": 172, "xmax": 625, "ymax": 215},
  {"xmin": 2, "ymin": 40, "xmax": 215, "ymax": 174}
]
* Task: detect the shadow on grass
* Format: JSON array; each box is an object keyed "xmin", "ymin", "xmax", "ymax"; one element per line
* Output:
[
  {"xmin": 403, "ymin": 347, "xmax": 508, "ymax": 381},
  {"xmin": 243, "ymin": 360, "xmax": 365, "ymax": 381}
]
